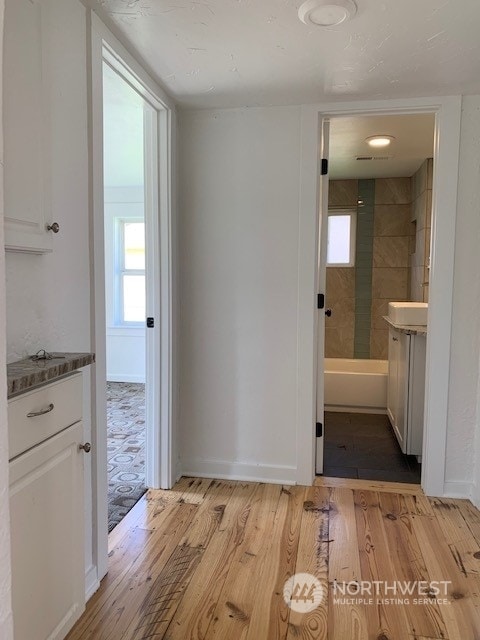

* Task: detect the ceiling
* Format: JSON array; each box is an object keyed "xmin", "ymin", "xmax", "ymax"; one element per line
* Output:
[
  {"xmin": 329, "ymin": 113, "xmax": 435, "ymax": 179},
  {"xmin": 93, "ymin": 0, "xmax": 480, "ymax": 109}
]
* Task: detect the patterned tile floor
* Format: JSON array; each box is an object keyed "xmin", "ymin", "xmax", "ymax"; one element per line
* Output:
[
  {"xmin": 107, "ymin": 382, "xmax": 146, "ymax": 532},
  {"xmin": 323, "ymin": 411, "xmax": 422, "ymax": 483}
]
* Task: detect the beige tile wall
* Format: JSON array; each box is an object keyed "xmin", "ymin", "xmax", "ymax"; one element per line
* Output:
[
  {"xmin": 326, "ymin": 178, "xmax": 413, "ymax": 360},
  {"xmin": 410, "ymin": 159, "xmax": 433, "ymax": 303},
  {"xmin": 370, "ymin": 178, "xmax": 412, "ymax": 359},
  {"xmin": 325, "ymin": 179, "xmax": 357, "ymax": 358}
]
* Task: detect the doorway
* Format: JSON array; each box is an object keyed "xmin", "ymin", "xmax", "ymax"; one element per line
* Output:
[
  {"xmin": 90, "ymin": 14, "xmax": 175, "ymax": 586},
  {"xmin": 103, "ymin": 63, "xmax": 148, "ymax": 531},
  {"xmin": 320, "ymin": 113, "xmax": 435, "ymax": 483},
  {"xmin": 295, "ymin": 97, "xmax": 462, "ymax": 497}
]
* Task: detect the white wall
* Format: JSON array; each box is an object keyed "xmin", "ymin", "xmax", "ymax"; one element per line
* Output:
[
  {"xmin": 179, "ymin": 99, "xmax": 480, "ymax": 494},
  {"xmin": 444, "ymin": 95, "xmax": 480, "ymax": 492},
  {"xmin": 179, "ymin": 107, "xmax": 301, "ymax": 483},
  {"xmin": 4, "ymin": 0, "xmax": 94, "ymax": 591},
  {"xmin": 449, "ymin": 96, "xmax": 480, "ymax": 500},
  {"xmin": 104, "ymin": 187, "xmax": 146, "ymax": 383},
  {"xmin": 0, "ymin": 0, "xmax": 14, "ymax": 634}
]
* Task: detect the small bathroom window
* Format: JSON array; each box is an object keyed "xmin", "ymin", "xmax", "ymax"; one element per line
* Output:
[{"xmin": 326, "ymin": 209, "xmax": 356, "ymax": 267}]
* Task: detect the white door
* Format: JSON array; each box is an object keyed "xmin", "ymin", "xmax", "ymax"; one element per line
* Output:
[
  {"xmin": 143, "ymin": 105, "xmax": 164, "ymax": 488},
  {"xmin": 315, "ymin": 120, "xmax": 330, "ymax": 474}
]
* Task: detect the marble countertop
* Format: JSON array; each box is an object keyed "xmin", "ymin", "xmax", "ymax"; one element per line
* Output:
[
  {"xmin": 383, "ymin": 316, "xmax": 427, "ymax": 337},
  {"xmin": 7, "ymin": 352, "xmax": 95, "ymax": 398}
]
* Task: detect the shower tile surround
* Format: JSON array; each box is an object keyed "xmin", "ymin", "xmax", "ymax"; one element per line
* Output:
[
  {"xmin": 326, "ymin": 176, "xmax": 418, "ymax": 359},
  {"xmin": 354, "ymin": 180, "xmax": 375, "ymax": 358},
  {"xmin": 410, "ymin": 159, "xmax": 433, "ymax": 303}
]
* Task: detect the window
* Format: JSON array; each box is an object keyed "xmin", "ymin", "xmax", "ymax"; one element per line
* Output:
[
  {"xmin": 116, "ymin": 219, "xmax": 146, "ymax": 324},
  {"xmin": 327, "ymin": 209, "xmax": 356, "ymax": 267}
]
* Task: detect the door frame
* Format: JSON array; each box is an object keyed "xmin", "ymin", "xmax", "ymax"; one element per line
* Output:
[
  {"xmin": 296, "ymin": 96, "xmax": 462, "ymax": 499},
  {"xmin": 88, "ymin": 12, "xmax": 176, "ymax": 584}
]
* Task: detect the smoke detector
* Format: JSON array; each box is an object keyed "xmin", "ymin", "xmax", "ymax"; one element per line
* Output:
[{"xmin": 298, "ymin": 0, "xmax": 357, "ymax": 27}]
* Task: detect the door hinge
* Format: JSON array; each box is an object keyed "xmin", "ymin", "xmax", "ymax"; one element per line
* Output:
[
  {"xmin": 317, "ymin": 293, "xmax": 325, "ymax": 310},
  {"xmin": 146, "ymin": 317, "xmax": 155, "ymax": 328},
  {"xmin": 321, "ymin": 158, "xmax": 328, "ymax": 175},
  {"xmin": 316, "ymin": 422, "xmax": 323, "ymax": 438}
]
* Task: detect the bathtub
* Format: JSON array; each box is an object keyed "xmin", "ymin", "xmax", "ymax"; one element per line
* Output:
[{"xmin": 324, "ymin": 358, "xmax": 388, "ymax": 413}]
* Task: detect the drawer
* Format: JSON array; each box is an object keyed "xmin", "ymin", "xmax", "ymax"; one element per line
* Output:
[{"xmin": 8, "ymin": 373, "xmax": 83, "ymax": 460}]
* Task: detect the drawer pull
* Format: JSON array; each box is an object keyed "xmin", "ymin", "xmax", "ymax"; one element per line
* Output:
[{"xmin": 27, "ymin": 403, "xmax": 55, "ymax": 418}]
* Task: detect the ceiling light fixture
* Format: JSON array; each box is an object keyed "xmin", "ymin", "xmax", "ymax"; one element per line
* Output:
[
  {"xmin": 298, "ymin": 0, "xmax": 357, "ymax": 27},
  {"xmin": 366, "ymin": 135, "xmax": 396, "ymax": 148}
]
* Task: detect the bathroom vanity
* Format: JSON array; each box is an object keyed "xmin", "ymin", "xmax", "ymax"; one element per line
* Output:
[
  {"xmin": 7, "ymin": 353, "xmax": 94, "ymax": 640},
  {"xmin": 384, "ymin": 319, "xmax": 426, "ymax": 457}
]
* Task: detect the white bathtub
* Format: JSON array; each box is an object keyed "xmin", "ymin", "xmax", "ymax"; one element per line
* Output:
[{"xmin": 324, "ymin": 358, "xmax": 388, "ymax": 413}]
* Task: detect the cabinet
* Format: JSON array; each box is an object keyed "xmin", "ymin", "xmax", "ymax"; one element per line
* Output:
[
  {"xmin": 8, "ymin": 374, "xmax": 86, "ymax": 640},
  {"xmin": 387, "ymin": 328, "xmax": 426, "ymax": 456},
  {"xmin": 3, "ymin": 0, "xmax": 54, "ymax": 253}
]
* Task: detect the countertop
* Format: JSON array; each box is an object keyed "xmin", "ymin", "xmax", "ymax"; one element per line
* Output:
[
  {"xmin": 383, "ymin": 316, "xmax": 427, "ymax": 337},
  {"xmin": 7, "ymin": 352, "xmax": 95, "ymax": 398}
]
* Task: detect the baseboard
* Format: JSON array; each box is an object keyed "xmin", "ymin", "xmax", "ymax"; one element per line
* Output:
[
  {"xmin": 181, "ymin": 457, "xmax": 297, "ymax": 485},
  {"xmin": 471, "ymin": 481, "xmax": 480, "ymax": 508},
  {"xmin": 106, "ymin": 374, "xmax": 146, "ymax": 384},
  {"xmin": 442, "ymin": 480, "xmax": 472, "ymax": 499},
  {"xmin": 325, "ymin": 405, "xmax": 387, "ymax": 415},
  {"xmin": 85, "ymin": 564, "xmax": 100, "ymax": 602}
]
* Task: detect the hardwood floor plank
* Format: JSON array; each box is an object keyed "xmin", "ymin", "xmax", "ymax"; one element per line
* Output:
[
  {"xmin": 164, "ymin": 481, "xmax": 258, "ymax": 639},
  {"xmin": 354, "ymin": 489, "xmax": 412, "ymax": 639},
  {"xmin": 328, "ymin": 486, "xmax": 361, "ymax": 583},
  {"xmin": 126, "ymin": 543, "xmax": 204, "ymax": 640},
  {"xmin": 67, "ymin": 502, "xmax": 198, "ymax": 640},
  {"xmin": 121, "ymin": 479, "xmax": 237, "ymax": 639},
  {"xmin": 245, "ymin": 485, "xmax": 305, "ymax": 640},
  {"xmin": 410, "ymin": 511, "xmax": 480, "ymax": 640},
  {"xmin": 409, "ymin": 636, "xmax": 450, "ymax": 639},
  {"xmin": 315, "ymin": 475, "xmax": 423, "ymax": 494},
  {"xmin": 205, "ymin": 483, "xmax": 283, "ymax": 639},
  {"xmin": 286, "ymin": 486, "xmax": 329, "ymax": 640},
  {"xmin": 429, "ymin": 498, "xmax": 480, "ymax": 576},
  {"xmin": 178, "ymin": 477, "xmax": 216, "ymax": 504},
  {"xmin": 327, "ymin": 487, "xmax": 368, "ymax": 640},
  {"xmin": 378, "ymin": 492, "xmax": 448, "ymax": 638},
  {"xmin": 403, "ymin": 493, "xmax": 437, "ymax": 518}
]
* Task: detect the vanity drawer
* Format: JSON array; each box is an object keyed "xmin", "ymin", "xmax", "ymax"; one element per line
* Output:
[{"xmin": 8, "ymin": 373, "xmax": 83, "ymax": 460}]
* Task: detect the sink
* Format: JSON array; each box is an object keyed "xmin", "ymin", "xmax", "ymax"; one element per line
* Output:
[{"xmin": 388, "ymin": 302, "xmax": 428, "ymax": 326}]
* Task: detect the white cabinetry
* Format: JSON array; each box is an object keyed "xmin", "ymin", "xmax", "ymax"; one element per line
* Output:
[
  {"xmin": 387, "ymin": 328, "xmax": 426, "ymax": 456},
  {"xmin": 8, "ymin": 374, "xmax": 86, "ymax": 640},
  {"xmin": 3, "ymin": 0, "xmax": 54, "ymax": 253}
]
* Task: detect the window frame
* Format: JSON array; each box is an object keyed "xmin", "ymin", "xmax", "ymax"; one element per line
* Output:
[
  {"xmin": 114, "ymin": 216, "xmax": 146, "ymax": 327},
  {"xmin": 326, "ymin": 208, "xmax": 357, "ymax": 268}
]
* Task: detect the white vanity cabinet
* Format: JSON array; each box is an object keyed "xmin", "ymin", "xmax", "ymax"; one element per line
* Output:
[
  {"xmin": 8, "ymin": 374, "xmax": 86, "ymax": 640},
  {"xmin": 387, "ymin": 327, "xmax": 426, "ymax": 456}
]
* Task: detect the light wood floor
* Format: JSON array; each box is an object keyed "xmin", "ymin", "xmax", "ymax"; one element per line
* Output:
[{"xmin": 67, "ymin": 476, "xmax": 480, "ymax": 640}]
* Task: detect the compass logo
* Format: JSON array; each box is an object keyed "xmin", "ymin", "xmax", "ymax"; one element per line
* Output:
[{"xmin": 283, "ymin": 572, "xmax": 325, "ymax": 613}]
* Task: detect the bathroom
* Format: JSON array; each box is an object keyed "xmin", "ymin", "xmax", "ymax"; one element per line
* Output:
[{"xmin": 322, "ymin": 114, "xmax": 434, "ymax": 483}]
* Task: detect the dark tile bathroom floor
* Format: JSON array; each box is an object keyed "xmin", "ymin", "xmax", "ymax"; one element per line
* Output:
[{"xmin": 323, "ymin": 412, "xmax": 422, "ymax": 483}]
